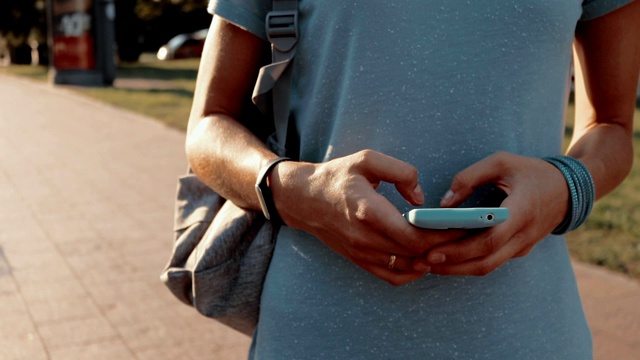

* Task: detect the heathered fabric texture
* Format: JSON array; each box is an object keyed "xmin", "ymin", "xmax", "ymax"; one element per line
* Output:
[{"xmin": 207, "ymin": 0, "xmax": 635, "ymax": 358}]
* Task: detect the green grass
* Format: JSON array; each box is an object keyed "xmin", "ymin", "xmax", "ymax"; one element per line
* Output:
[
  {"xmin": 0, "ymin": 63, "xmax": 49, "ymax": 81},
  {"xmin": 81, "ymin": 86, "xmax": 195, "ymax": 130},
  {"xmin": 2, "ymin": 57, "xmax": 639, "ymax": 278},
  {"xmin": 79, "ymin": 54, "xmax": 200, "ymax": 130},
  {"xmin": 0, "ymin": 53, "xmax": 199, "ymax": 130}
]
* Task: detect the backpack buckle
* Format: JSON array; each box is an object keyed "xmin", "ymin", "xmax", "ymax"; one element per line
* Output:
[{"xmin": 266, "ymin": 10, "xmax": 298, "ymax": 53}]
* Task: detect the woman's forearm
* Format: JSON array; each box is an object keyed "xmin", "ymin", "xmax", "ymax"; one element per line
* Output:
[
  {"xmin": 569, "ymin": 0, "xmax": 640, "ymax": 200},
  {"xmin": 186, "ymin": 113, "xmax": 277, "ymax": 210},
  {"xmin": 184, "ymin": 16, "xmax": 277, "ymax": 210},
  {"xmin": 566, "ymin": 123, "xmax": 633, "ymax": 200}
]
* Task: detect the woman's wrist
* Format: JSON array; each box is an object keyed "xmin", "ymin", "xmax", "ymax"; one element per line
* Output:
[
  {"xmin": 256, "ymin": 157, "xmax": 293, "ymax": 225},
  {"xmin": 542, "ymin": 155, "xmax": 595, "ymax": 235},
  {"xmin": 267, "ymin": 160, "xmax": 314, "ymax": 227}
]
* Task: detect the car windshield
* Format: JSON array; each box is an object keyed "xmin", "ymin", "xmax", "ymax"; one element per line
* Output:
[{"xmin": 166, "ymin": 34, "xmax": 188, "ymax": 48}]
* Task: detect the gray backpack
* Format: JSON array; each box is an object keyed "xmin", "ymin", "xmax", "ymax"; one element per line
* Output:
[{"xmin": 160, "ymin": 0, "xmax": 299, "ymax": 336}]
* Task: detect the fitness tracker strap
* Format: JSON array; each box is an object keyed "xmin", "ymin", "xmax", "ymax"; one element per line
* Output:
[
  {"xmin": 255, "ymin": 157, "xmax": 292, "ymax": 224},
  {"xmin": 252, "ymin": 0, "xmax": 299, "ymax": 226}
]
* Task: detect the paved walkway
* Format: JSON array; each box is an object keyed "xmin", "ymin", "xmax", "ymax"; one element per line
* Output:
[{"xmin": 0, "ymin": 74, "xmax": 638, "ymax": 359}]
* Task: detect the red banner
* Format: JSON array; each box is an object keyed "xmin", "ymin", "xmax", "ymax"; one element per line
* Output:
[{"xmin": 51, "ymin": 0, "xmax": 96, "ymax": 70}]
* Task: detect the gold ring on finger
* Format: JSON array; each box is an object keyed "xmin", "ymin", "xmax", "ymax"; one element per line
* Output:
[{"xmin": 388, "ymin": 254, "xmax": 397, "ymax": 269}]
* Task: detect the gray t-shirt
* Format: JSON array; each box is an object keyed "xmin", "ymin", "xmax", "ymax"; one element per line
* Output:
[{"xmin": 208, "ymin": 1, "xmax": 634, "ymax": 358}]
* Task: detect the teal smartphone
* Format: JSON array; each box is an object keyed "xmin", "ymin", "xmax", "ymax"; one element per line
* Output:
[{"xmin": 404, "ymin": 208, "xmax": 509, "ymax": 229}]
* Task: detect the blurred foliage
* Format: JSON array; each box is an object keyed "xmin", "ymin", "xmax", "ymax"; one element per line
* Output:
[
  {"xmin": 135, "ymin": 0, "xmax": 208, "ymax": 21},
  {"xmin": 134, "ymin": 0, "xmax": 211, "ymax": 52},
  {"xmin": 0, "ymin": 0, "xmax": 47, "ymax": 64},
  {"xmin": 0, "ymin": 0, "xmax": 46, "ymax": 43},
  {"xmin": 0, "ymin": 0, "xmax": 210, "ymax": 64}
]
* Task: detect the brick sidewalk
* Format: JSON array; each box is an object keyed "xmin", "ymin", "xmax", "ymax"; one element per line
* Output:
[
  {"xmin": 0, "ymin": 74, "xmax": 638, "ymax": 359},
  {"xmin": 0, "ymin": 75, "xmax": 250, "ymax": 360}
]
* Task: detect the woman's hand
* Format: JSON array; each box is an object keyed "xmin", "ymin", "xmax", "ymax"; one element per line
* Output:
[
  {"xmin": 419, "ymin": 152, "xmax": 569, "ymax": 276},
  {"xmin": 269, "ymin": 149, "xmax": 467, "ymax": 286}
]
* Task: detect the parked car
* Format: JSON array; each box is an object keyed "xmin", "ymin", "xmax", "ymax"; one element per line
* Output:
[{"xmin": 156, "ymin": 29, "xmax": 208, "ymax": 60}]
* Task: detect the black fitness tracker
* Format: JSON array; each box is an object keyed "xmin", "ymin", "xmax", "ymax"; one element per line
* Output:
[{"xmin": 255, "ymin": 157, "xmax": 291, "ymax": 224}]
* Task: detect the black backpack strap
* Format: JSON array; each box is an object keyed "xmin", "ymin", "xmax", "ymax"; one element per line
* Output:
[{"xmin": 251, "ymin": 0, "xmax": 299, "ymax": 155}]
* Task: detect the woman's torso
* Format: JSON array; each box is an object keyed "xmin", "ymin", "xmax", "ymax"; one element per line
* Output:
[{"xmin": 210, "ymin": 0, "xmax": 601, "ymax": 358}]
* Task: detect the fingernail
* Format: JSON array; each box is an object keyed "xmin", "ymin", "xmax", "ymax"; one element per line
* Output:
[
  {"xmin": 413, "ymin": 184, "xmax": 425, "ymax": 204},
  {"xmin": 428, "ymin": 252, "xmax": 446, "ymax": 264},
  {"xmin": 414, "ymin": 261, "xmax": 431, "ymax": 273},
  {"xmin": 440, "ymin": 189, "xmax": 454, "ymax": 207}
]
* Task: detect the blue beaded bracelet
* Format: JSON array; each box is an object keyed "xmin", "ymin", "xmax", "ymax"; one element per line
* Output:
[{"xmin": 543, "ymin": 155, "xmax": 595, "ymax": 235}]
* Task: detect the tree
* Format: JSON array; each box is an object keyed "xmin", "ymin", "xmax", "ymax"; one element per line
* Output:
[
  {"xmin": 134, "ymin": 0, "xmax": 211, "ymax": 52},
  {"xmin": 0, "ymin": 0, "xmax": 46, "ymax": 64},
  {"xmin": 115, "ymin": 0, "xmax": 144, "ymax": 62},
  {"xmin": 0, "ymin": 0, "xmax": 211, "ymax": 65},
  {"xmin": 111, "ymin": 0, "xmax": 213, "ymax": 62}
]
